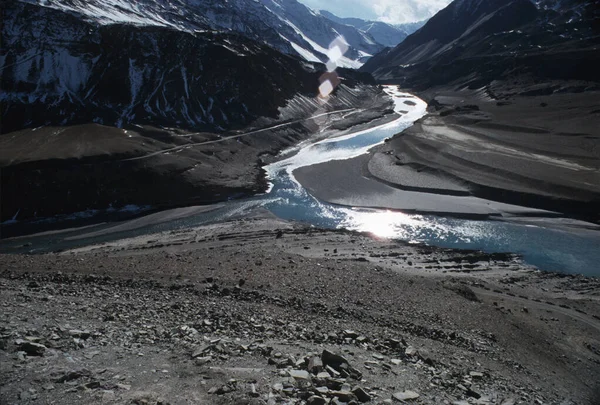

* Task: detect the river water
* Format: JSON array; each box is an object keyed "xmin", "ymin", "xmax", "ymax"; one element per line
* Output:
[{"xmin": 2, "ymin": 88, "xmax": 599, "ymax": 276}]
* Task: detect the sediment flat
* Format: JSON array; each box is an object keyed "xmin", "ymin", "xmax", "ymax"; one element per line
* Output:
[
  {"xmin": 292, "ymin": 88, "xmax": 600, "ymax": 224},
  {"xmin": 294, "ymin": 154, "xmax": 558, "ymax": 219},
  {"xmin": 368, "ymin": 89, "xmax": 600, "ymax": 223}
]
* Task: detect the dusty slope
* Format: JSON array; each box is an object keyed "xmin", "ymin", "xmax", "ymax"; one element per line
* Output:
[{"xmin": 1, "ymin": 215, "xmax": 599, "ymax": 404}]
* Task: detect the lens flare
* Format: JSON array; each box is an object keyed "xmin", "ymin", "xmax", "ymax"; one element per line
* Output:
[{"xmin": 318, "ymin": 35, "xmax": 348, "ymax": 99}]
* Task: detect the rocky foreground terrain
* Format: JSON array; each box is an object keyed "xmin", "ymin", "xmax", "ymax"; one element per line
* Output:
[{"xmin": 1, "ymin": 214, "xmax": 599, "ymax": 404}]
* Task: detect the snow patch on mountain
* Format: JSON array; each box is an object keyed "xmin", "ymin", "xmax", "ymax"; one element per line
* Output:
[{"xmin": 22, "ymin": 0, "xmax": 387, "ymax": 66}]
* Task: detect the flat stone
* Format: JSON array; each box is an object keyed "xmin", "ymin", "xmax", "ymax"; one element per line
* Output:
[
  {"xmin": 289, "ymin": 370, "xmax": 310, "ymax": 380},
  {"xmin": 15, "ymin": 340, "xmax": 46, "ymax": 356},
  {"xmin": 469, "ymin": 371, "xmax": 484, "ymax": 379},
  {"xmin": 194, "ymin": 356, "xmax": 212, "ymax": 366},
  {"xmin": 343, "ymin": 330, "xmax": 359, "ymax": 339},
  {"xmin": 329, "ymin": 390, "xmax": 356, "ymax": 402},
  {"xmin": 404, "ymin": 346, "xmax": 417, "ymax": 356},
  {"xmin": 386, "ymin": 338, "xmax": 402, "ymax": 347},
  {"xmin": 308, "ymin": 356, "xmax": 324, "ymax": 374},
  {"xmin": 393, "ymin": 390, "xmax": 420, "ymax": 401},
  {"xmin": 307, "ymin": 396, "xmax": 327, "ymax": 405},
  {"xmin": 352, "ymin": 387, "xmax": 372, "ymax": 403},
  {"xmin": 322, "ymin": 350, "xmax": 349, "ymax": 370},
  {"xmin": 69, "ymin": 330, "xmax": 91, "ymax": 340}
]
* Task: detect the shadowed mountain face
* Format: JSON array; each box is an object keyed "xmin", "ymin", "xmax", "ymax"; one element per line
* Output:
[
  {"xmin": 361, "ymin": 0, "xmax": 600, "ymax": 89},
  {"xmin": 1, "ymin": 1, "xmax": 374, "ymax": 133},
  {"xmin": 1, "ymin": 0, "xmax": 387, "ymax": 222},
  {"xmin": 16, "ymin": 0, "xmax": 387, "ymax": 67}
]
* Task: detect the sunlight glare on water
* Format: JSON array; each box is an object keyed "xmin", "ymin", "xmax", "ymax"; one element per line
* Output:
[
  {"xmin": 339, "ymin": 209, "xmax": 424, "ymax": 239},
  {"xmin": 2, "ymin": 87, "xmax": 598, "ymax": 276}
]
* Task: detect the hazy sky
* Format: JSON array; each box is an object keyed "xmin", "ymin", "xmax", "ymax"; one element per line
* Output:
[{"xmin": 298, "ymin": 0, "xmax": 452, "ymax": 24}]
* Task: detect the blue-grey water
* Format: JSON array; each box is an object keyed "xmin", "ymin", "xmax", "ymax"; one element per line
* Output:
[{"xmin": 2, "ymin": 89, "xmax": 599, "ymax": 276}]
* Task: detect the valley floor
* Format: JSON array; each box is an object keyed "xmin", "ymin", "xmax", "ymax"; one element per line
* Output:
[
  {"xmin": 1, "ymin": 213, "xmax": 599, "ymax": 404},
  {"xmin": 0, "ymin": 84, "xmax": 394, "ymax": 229},
  {"xmin": 295, "ymin": 85, "xmax": 600, "ymax": 224}
]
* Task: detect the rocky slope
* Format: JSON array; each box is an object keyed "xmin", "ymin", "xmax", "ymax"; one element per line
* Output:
[
  {"xmin": 1, "ymin": 215, "xmax": 599, "ymax": 404},
  {"xmin": 18, "ymin": 0, "xmax": 385, "ymax": 67},
  {"xmin": 1, "ymin": 1, "xmax": 333, "ymax": 133}
]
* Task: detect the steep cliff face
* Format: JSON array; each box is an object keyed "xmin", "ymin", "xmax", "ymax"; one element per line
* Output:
[
  {"xmin": 17, "ymin": 0, "xmax": 386, "ymax": 67},
  {"xmin": 361, "ymin": 0, "xmax": 600, "ymax": 89},
  {"xmin": 1, "ymin": 1, "xmax": 330, "ymax": 133}
]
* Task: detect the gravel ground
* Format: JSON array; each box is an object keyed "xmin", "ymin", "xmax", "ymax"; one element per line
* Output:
[{"xmin": 1, "ymin": 215, "xmax": 599, "ymax": 405}]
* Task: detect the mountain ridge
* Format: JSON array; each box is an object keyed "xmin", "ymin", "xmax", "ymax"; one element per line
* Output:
[
  {"xmin": 19, "ymin": 0, "xmax": 390, "ymax": 67},
  {"xmin": 2, "ymin": 1, "xmax": 383, "ymax": 133},
  {"xmin": 318, "ymin": 10, "xmax": 425, "ymax": 48},
  {"xmin": 361, "ymin": 0, "xmax": 600, "ymax": 89},
  {"xmin": 1, "ymin": 0, "xmax": 395, "ymax": 222}
]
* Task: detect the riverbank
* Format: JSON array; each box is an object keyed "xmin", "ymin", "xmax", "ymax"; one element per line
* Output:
[
  {"xmin": 1, "ymin": 214, "xmax": 599, "ymax": 404},
  {"xmin": 0, "ymin": 83, "xmax": 395, "ymax": 229},
  {"xmin": 368, "ymin": 84, "xmax": 600, "ymax": 224},
  {"xmin": 294, "ymin": 84, "xmax": 600, "ymax": 224},
  {"xmin": 294, "ymin": 153, "xmax": 561, "ymax": 219}
]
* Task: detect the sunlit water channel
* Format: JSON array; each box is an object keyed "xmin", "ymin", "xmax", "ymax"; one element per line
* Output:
[{"xmin": 2, "ymin": 88, "xmax": 599, "ymax": 276}]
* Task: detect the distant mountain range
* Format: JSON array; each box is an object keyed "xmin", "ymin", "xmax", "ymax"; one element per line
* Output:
[
  {"xmin": 318, "ymin": 10, "xmax": 426, "ymax": 48},
  {"xmin": 361, "ymin": 0, "xmax": 600, "ymax": 89}
]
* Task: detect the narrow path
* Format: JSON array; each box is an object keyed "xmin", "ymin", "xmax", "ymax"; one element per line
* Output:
[{"xmin": 122, "ymin": 108, "xmax": 358, "ymax": 162}]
